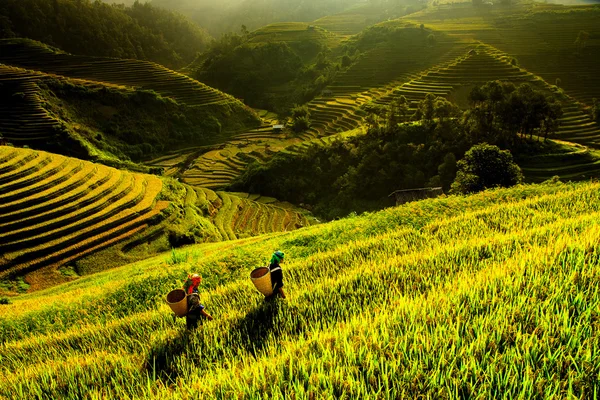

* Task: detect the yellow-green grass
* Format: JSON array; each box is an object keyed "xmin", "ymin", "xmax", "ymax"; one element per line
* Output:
[
  {"xmin": 1, "ymin": 181, "xmax": 599, "ymax": 398},
  {"xmin": 0, "ymin": 146, "xmax": 165, "ymax": 288}
]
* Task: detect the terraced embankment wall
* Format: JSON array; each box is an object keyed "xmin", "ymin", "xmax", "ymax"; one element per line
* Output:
[
  {"xmin": 0, "ymin": 145, "xmax": 167, "ymax": 289},
  {"xmin": 0, "ymin": 145, "xmax": 316, "ymax": 291}
]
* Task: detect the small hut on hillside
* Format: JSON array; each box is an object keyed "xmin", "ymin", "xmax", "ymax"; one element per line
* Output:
[{"xmin": 389, "ymin": 187, "xmax": 443, "ymax": 205}]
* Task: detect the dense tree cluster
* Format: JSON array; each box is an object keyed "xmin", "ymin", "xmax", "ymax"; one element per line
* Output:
[
  {"xmin": 230, "ymin": 113, "xmax": 469, "ymax": 219},
  {"xmin": 451, "ymin": 143, "xmax": 523, "ymax": 194},
  {"xmin": 291, "ymin": 105, "xmax": 311, "ymax": 133},
  {"xmin": 464, "ymin": 81, "xmax": 563, "ymax": 146},
  {"xmin": 196, "ymin": 40, "xmax": 303, "ymax": 108},
  {"xmin": 230, "ymin": 82, "xmax": 561, "ymax": 219},
  {"xmin": 193, "ymin": 31, "xmax": 338, "ymax": 111},
  {"xmin": 39, "ymin": 79, "xmax": 259, "ymax": 162},
  {"xmin": 0, "ymin": 0, "xmax": 211, "ymax": 68}
]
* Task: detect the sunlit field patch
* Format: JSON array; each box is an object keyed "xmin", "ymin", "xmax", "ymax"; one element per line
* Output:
[{"xmin": 1, "ymin": 181, "xmax": 599, "ymax": 398}]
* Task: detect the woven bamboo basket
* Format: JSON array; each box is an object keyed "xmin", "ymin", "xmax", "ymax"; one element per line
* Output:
[
  {"xmin": 250, "ymin": 266, "xmax": 273, "ymax": 296},
  {"xmin": 166, "ymin": 288, "xmax": 188, "ymax": 317}
]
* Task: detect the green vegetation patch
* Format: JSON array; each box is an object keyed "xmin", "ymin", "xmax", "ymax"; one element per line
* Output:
[
  {"xmin": 0, "ymin": 0, "xmax": 211, "ymax": 68},
  {"xmin": 37, "ymin": 78, "xmax": 259, "ymax": 162}
]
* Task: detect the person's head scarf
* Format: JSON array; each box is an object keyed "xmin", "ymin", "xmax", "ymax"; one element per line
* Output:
[{"xmin": 270, "ymin": 251, "xmax": 284, "ymax": 264}]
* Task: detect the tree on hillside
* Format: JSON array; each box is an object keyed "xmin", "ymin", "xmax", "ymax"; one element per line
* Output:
[
  {"xmin": 413, "ymin": 94, "xmax": 460, "ymax": 123},
  {"xmin": 195, "ymin": 38, "xmax": 310, "ymax": 109},
  {"xmin": 291, "ymin": 105, "xmax": 311, "ymax": 133},
  {"xmin": 451, "ymin": 143, "xmax": 523, "ymax": 194},
  {"xmin": 592, "ymin": 98, "xmax": 600, "ymax": 125},
  {"xmin": 463, "ymin": 81, "xmax": 562, "ymax": 147},
  {"xmin": 362, "ymin": 102, "xmax": 388, "ymax": 129},
  {"xmin": 386, "ymin": 95, "xmax": 410, "ymax": 127},
  {"xmin": 341, "ymin": 54, "xmax": 352, "ymax": 68},
  {"xmin": 413, "ymin": 93, "xmax": 436, "ymax": 122},
  {"xmin": 427, "ymin": 34, "xmax": 436, "ymax": 47},
  {"xmin": 575, "ymin": 30, "xmax": 590, "ymax": 53},
  {"xmin": 438, "ymin": 152, "xmax": 457, "ymax": 192}
]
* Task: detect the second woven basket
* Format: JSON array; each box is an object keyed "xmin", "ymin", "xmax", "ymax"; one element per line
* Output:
[{"xmin": 250, "ymin": 266, "xmax": 273, "ymax": 296}]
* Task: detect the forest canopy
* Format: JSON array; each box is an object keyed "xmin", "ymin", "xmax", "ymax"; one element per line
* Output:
[{"xmin": 0, "ymin": 0, "xmax": 211, "ymax": 68}]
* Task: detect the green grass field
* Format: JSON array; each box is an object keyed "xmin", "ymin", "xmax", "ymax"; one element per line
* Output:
[{"xmin": 1, "ymin": 180, "xmax": 599, "ymax": 398}]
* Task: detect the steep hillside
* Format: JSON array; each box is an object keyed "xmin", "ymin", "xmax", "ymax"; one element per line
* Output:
[
  {"xmin": 403, "ymin": 2, "xmax": 600, "ymax": 106},
  {"xmin": 0, "ymin": 39, "xmax": 251, "ymax": 109},
  {"xmin": 295, "ymin": 24, "xmax": 471, "ymax": 140},
  {"xmin": 166, "ymin": 26, "xmax": 474, "ymax": 191},
  {"xmin": 1, "ymin": 181, "xmax": 598, "ymax": 397},
  {"xmin": 0, "ymin": 146, "xmax": 316, "ymax": 289},
  {"xmin": 0, "ymin": 145, "xmax": 315, "ymax": 293},
  {"xmin": 0, "ymin": 39, "xmax": 260, "ymax": 162},
  {"xmin": 189, "ymin": 23, "xmax": 345, "ymax": 111},
  {"xmin": 246, "ymin": 22, "xmax": 343, "ymax": 63},
  {"xmin": 0, "ymin": 145, "xmax": 167, "ymax": 290},
  {"xmin": 0, "ymin": 0, "xmax": 211, "ymax": 69}
]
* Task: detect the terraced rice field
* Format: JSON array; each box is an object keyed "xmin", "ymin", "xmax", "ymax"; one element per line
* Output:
[
  {"xmin": 518, "ymin": 140, "xmax": 600, "ymax": 183},
  {"xmin": 301, "ymin": 28, "xmax": 471, "ymax": 139},
  {"xmin": 366, "ymin": 44, "xmax": 600, "ymax": 180},
  {"xmin": 195, "ymin": 188, "xmax": 313, "ymax": 241},
  {"xmin": 0, "ymin": 146, "xmax": 167, "ymax": 283},
  {"xmin": 404, "ymin": 3, "xmax": 600, "ymax": 107},
  {"xmin": 0, "ymin": 65, "xmax": 63, "ymax": 143},
  {"xmin": 151, "ymin": 37, "xmax": 600, "ymax": 189},
  {"xmin": 0, "ymin": 39, "xmax": 241, "ymax": 108},
  {"xmin": 371, "ymin": 46, "xmax": 535, "ymax": 112},
  {"xmin": 313, "ymin": 3, "xmax": 407, "ymax": 36},
  {"xmin": 147, "ymin": 116, "xmax": 294, "ymax": 189}
]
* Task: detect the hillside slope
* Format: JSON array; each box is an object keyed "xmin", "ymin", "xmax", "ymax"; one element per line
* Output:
[
  {"xmin": 0, "ymin": 39, "xmax": 260, "ymax": 162},
  {"xmin": 0, "ymin": 145, "xmax": 167, "ymax": 289},
  {"xmin": 403, "ymin": 3, "xmax": 600, "ymax": 106},
  {"xmin": 0, "ymin": 145, "xmax": 315, "ymax": 293},
  {"xmin": 1, "ymin": 181, "xmax": 598, "ymax": 397},
  {"xmin": 0, "ymin": 0, "xmax": 211, "ymax": 68}
]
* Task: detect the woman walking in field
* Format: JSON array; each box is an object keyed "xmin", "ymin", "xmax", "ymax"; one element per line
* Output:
[
  {"xmin": 183, "ymin": 273, "xmax": 213, "ymax": 329},
  {"xmin": 265, "ymin": 251, "xmax": 286, "ymax": 301}
]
